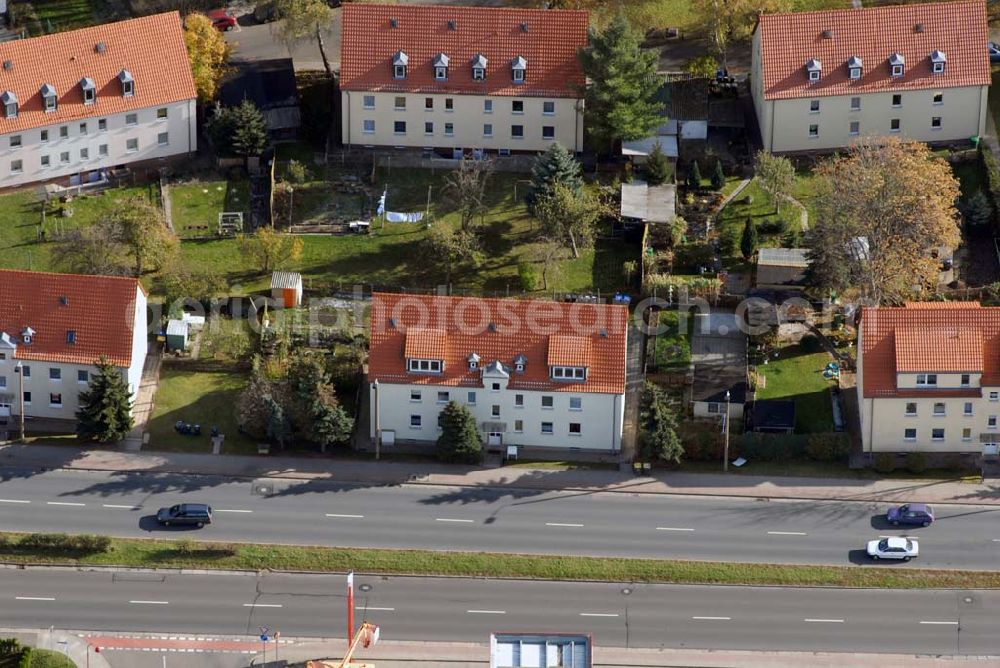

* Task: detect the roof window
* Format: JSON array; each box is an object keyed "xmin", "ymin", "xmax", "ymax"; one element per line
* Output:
[
  {"xmin": 889, "ymin": 53, "xmax": 905, "ymax": 77},
  {"xmin": 472, "ymin": 53, "xmax": 487, "ymax": 81},
  {"xmin": 513, "ymin": 353, "xmax": 527, "ymax": 373},
  {"xmin": 80, "ymin": 77, "xmax": 96, "ymax": 105},
  {"xmin": 393, "ymin": 50, "xmax": 408, "ymax": 79},
  {"xmin": 847, "ymin": 55, "xmax": 862, "ymax": 80},
  {"xmin": 805, "ymin": 58, "xmax": 822, "ymax": 82},
  {"xmin": 118, "ymin": 69, "xmax": 134, "ymax": 97},
  {"xmin": 40, "ymin": 84, "xmax": 57, "ymax": 112},
  {"xmin": 511, "ymin": 55, "xmax": 527, "ymax": 83},
  {"xmin": 433, "ymin": 52, "xmax": 449, "ymax": 81},
  {"xmin": 930, "ymin": 50, "xmax": 946, "ymax": 74},
  {"xmin": 1, "ymin": 90, "xmax": 17, "ymax": 119},
  {"xmin": 467, "ymin": 352, "xmax": 480, "ymax": 370}
]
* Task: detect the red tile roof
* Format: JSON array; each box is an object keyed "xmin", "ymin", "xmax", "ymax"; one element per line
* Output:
[
  {"xmin": 368, "ymin": 293, "xmax": 627, "ymax": 394},
  {"xmin": 756, "ymin": 1, "xmax": 989, "ymax": 101},
  {"xmin": 860, "ymin": 301, "xmax": 1000, "ymax": 397},
  {"xmin": 404, "ymin": 328, "xmax": 448, "ymax": 359},
  {"xmin": 0, "ymin": 269, "xmax": 143, "ymax": 367},
  {"xmin": 0, "ymin": 12, "xmax": 196, "ymax": 135},
  {"xmin": 340, "ymin": 3, "xmax": 588, "ymax": 98}
]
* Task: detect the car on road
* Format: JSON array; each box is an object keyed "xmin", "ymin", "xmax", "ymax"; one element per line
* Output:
[
  {"xmin": 867, "ymin": 536, "xmax": 918, "ymax": 561},
  {"xmin": 990, "ymin": 42, "xmax": 1000, "ymax": 63},
  {"xmin": 887, "ymin": 503, "xmax": 934, "ymax": 527},
  {"xmin": 156, "ymin": 503, "xmax": 213, "ymax": 527},
  {"xmin": 207, "ymin": 9, "xmax": 237, "ymax": 31}
]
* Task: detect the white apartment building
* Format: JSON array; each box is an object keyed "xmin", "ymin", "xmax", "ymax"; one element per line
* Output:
[
  {"xmin": 752, "ymin": 1, "xmax": 989, "ymax": 153},
  {"xmin": 0, "ymin": 12, "xmax": 196, "ymax": 189},
  {"xmin": 339, "ymin": 4, "xmax": 587, "ymax": 154},
  {"xmin": 368, "ymin": 293, "xmax": 627, "ymax": 456},
  {"xmin": 0, "ymin": 269, "xmax": 148, "ymax": 434},
  {"xmin": 858, "ymin": 301, "xmax": 1000, "ymax": 457}
]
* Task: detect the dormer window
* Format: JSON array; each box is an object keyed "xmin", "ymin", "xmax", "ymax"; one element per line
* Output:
[
  {"xmin": 889, "ymin": 53, "xmax": 904, "ymax": 77},
  {"xmin": 21, "ymin": 326, "xmax": 35, "ymax": 344},
  {"xmin": 80, "ymin": 77, "xmax": 96, "ymax": 105},
  {"xmin": 805, "ymin": 58, "xmax": 822, "ymax": 82},
  {"xmin": 847, "ymin": 55, "xmax": 862, "ymax": 80},
  {"xmin": 408, "ymin": 358, "xmax": 442, "ymax": 374},
  {"xmin": 551, "ymin": 366, "xmax": 586, "ymax": 381},
  {"xmin": 433, "ymin": 53, "xmax": 449, "ymax": 81},
  {"xmin": 511, "ymin": 55, "xmax": 527, "ymax": 83},
  {"xmin": 1, "ymin": 91, "xmax": 17, "ymax": 118},
  {"xmin": 393, "ymin": 51, "xmax": 408, "ymax": 79},
  {"xmin": 118, "ymin": 69, "xmax": 134, "ymax": 97},
  {"xmin": 930, "ymin": 50, "xmax": 946, "ymax": 74},
  {"xmin": 467, "ymin": 352, "xmax": 480, "ymax": 371},
  {"xmin": 471, "ymin": 53, "xmax": 487, "ymax": 81},
  {"xmin": 40, "ymin": 84, "xmax": 57, "ymax": 112},
  {"xmin": 513, "ymin": 353, "xmax": 527, "ymax": 373}
]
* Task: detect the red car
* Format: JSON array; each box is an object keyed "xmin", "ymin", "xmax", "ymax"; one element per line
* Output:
[{"xmin": 207, "ymin": 9, "xmax": 237, "ymax": 31}]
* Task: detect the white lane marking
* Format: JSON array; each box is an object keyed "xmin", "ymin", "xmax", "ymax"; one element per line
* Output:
[
  {"xmin": 656, "ymin": 527, "xmax": 695, "ymax": 532},
  {"xmin": 467, "ymin": 609, "xmax": 505, "ymax": 614},
  {"xmin": 47, "ymin": 501, "xmax": 85, "ymax": 507},
  {"xmin": 0, "ymin": 499, "xmax": 30, "ymax": 504},
  {"xmin": 579, "ymin": 613, "xmax": 619, "ymax": 618},
  {"xmin": 919, "ymin": 620, "xmax": 958, "ymax": 625},
  {"xmin": 103, "ymin": 504, "xmax": 140, "ymax": 509},
  {"xmin": 767, "ymin": 531, "xmax": 808, "ymax": 536},
  {"xmin": 992, "ymin": 539, "xmax": 1000, "ymax": 542},
  {"xmin": 129, "ymin": 600, "xmax": 169, "ymax": 605},
  {"xmin": 359, "ymin": 606, "xmax": 395, "ymax": 611},
  {"xmin": 435, "ymin": 518, "xmax": 475, "ymax": 523},
  {"xmin": 804, "ymin": 618, "xmax": 845, "ymax": 623},
  {"xmin": 215, "ymin": 509, "xmax": 253, "ymax": 513},
  {"xmin": 242, "ymin": 603, "xmax": 282, "ymax": 608},
  {"xmin": 326, "ymin": 513, "xmax": 364, "ymax": 519},
  {"xmin": 546, "ymin": 522, "xmax": 584, "ymax": 527},
  {"xmin": 15, "ymin": 596, "xmax": 55, "ymax": 601},
  {"xmin": 692, "ymin": 616, "xmax": 730, "ymax": 620}
]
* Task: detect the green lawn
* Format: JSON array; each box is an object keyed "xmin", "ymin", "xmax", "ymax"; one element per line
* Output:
[
  {"xmin": 13, "ymin": 0, "xmax": 97, "ymax": 35},
  {"xmin": 169, "ymin": 180, "xmax": 250, "ymax": 237},
  {"xmin": 650, "ymin": 309, "xmax": 691, "ymax": 369},
  {"xmin": 146, "ymin": 363, "xmax": 257, "ymax": 455},
  {"xmin": 756, "ymin": 344, "xmax": 835, "ymax": 433}
]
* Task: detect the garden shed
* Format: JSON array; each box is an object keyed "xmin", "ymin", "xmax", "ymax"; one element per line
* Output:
[
  {"xmin": 166, "ymin": 319, "xmax": 188, "ymax": 352},
  {"xmin": 270, "ymin": 271, "xmax": 303, "ymax": 308}
]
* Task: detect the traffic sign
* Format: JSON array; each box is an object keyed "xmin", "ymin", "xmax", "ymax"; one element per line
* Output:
[{"xmin": 260, "ymin": 635, "xmax": 269, "ymax": 642}]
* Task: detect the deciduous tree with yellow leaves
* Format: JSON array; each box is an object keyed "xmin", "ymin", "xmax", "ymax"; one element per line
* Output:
[{"xmin": 184, "ymin": 12, "xmax": 231, "ymax": 104}]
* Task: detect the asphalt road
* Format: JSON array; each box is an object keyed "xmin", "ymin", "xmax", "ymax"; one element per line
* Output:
[
  {"xmin": 3, "ymin": 568, "xmax": 998, "ymax": 655},
  {"xmin": 0, "ymin": 468, "xmax": 999, "ymax": 569}
]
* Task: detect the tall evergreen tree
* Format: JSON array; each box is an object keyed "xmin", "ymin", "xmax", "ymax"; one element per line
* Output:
[
  {"xmin": 207, "ymin": 99, "xmax": 268, "ymax": 157},
  {"xmin": 436, "ymin": 401, "xmax": 482, "ymax": 464},
  {"xmin": 529, "ymin": 142, "xmax": 583, "ymax": 207},
  {"xmin": 740, "ymin": 217, "xmax": 758, "ymax": 260},
  {"xmin": 76, "ymin": 357, "xmax": 134, "ymax": 443},
  {"xmin": 687, "ymin": 160, "xmax": 702, "ymax": 189},
  {"xmin": 711, "ymin": 160, "xmax": 726, "ymax": 190},
  {"xmin": 645, "ymin": 142, "xmax": 670, "ymax": 185},
  {"xmin": 578, "ymin": 13, "xmax": 664, "ymax": 153},
  {"xmin": 640, "ymin": 382, "xmax": 682, "ymax": 463}
]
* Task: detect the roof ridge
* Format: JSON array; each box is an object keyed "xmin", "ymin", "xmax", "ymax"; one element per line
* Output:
[{"xmin": 760, "ymin": 0, "xmax": 983, "ymax": 21}]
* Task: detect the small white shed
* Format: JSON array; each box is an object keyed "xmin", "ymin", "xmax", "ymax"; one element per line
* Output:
[
  {"xmin": 166, "ymin": 319, "xmax": 189, "ymax": 352},
  {"xmin": 270, "ymin": 271, "xmax": 303, "ymax": 308}
]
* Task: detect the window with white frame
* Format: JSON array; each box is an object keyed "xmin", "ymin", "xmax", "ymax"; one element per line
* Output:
[
  {"xmin": 60, "ymin": 151, "xmax": 70, "ymax": 164},
  {"xmin": 395, "ymin": 96, "xmax": 406, "ymax": 110},
  {"xmin": 931, "ymin": 117, "xmax": 942, "ymax": 130},
  {"xmin": 543, "ymin": 101, "xmax": 555, "ymax": 115},
  {"xmin": 511, "ymin": 124, "xmax": 523, "ymax": 138},
  {"xmin": 437, "ymin": 391, "xmax": 449, "ymax": 403},
  {"xmin": 992, "ymin": 391, "xmax": 999, "ymax": 401},
  {"xmin": 512, "ymin": 100, "xmax": 524, "ymax": 114},
  {"xmin": 80, "ymin": 147, "xmax": 89, "ymax": 160},
  {"xmin": 424, "ymin": 121, "xmax": 434, "ymax": 135},
  {"xmin": 569, "ymin": 422, "xmax": 581, "ymax": 436},
  {"xmin": 22, "ymin": 391, "xmax": 31, "ymax": 404},
  {"xmin": 905, "ymin": 402, "xmax": 917, "ymax": 416},
  {"xmin": 467, "ymin": 391, "xmax": 476, "ymax": 405},
  {"xmin": 891, "ymin": 94, "xmax": 902, "ymax": 107},
  {"xmin": 963, "ymin": 427, "xmax": 972, "ymax": 441},
  {"xmin": 9, "ymin": 159, "xmax": 20, "ymax": 174},
  {"xmin": 126, "ymin": 138, "xmax": 138, "ymax": 153},
  {"xmin": 99, "ymin": 144, "xmax": 108, "ymax": 157},
  {"xmin": 916, "ymin": 373, "xmax": 937, "ymax": 386},
  {"xmin": 491, "ymin": 404, "xmax": 500, "ymax": 418},
  {"xmin": 126, "ymin": 113, "xmax": 137, "ymax": 126},
  {"xmin": 9, "ymin": 135, "xmax": 20, "ymax": 148},
  {"xmin": 79, "ymin": 122, "xmax": 87, "ymax": 135},
  {"xmin": 514, "ymin": 394, "xmax": 524, "ymax": 407},
  {"xmin": 933, "ymin": 402, "xmax": 945, "ymax": 416},
  {"xmin": 157, "ymin": 107, "xmax": 168, "ymax": 120},
  {"xmin": 990, "ymin": 416, "xmax": 998, "ymax": 430},
  {"xmin": 40, "ymin": 155, "xmax": 50, "ymax": 167},
  {"xmin": 483, "ymin": 123, "xmax": 493, "ymax": 137},
  {"xmin": 904, "ymin": 428, "xmax": 916, "ymax": 441},
  {"xmin": 514, "ymin": 419, "xmax": 523, "ymax": 433},
  {"xmin": 363, "ymin": 95, "xmax": 375, "ymax": 109},
  {"xmin": 408, "ymin": 358, "xmax": 441, "ymax": 373},
  {"xmin": 77, "ymin": 370, "xmax": 88, "ymax": 383},
  {"xmin": 541, "ymin": 396, "xmax": 553, "ymax": 409},
  {"xmin": 569, "ymin": 397, "xmax": 582, "ymax": 411},
  {"xmin": 491, "ymin": 382, "xmax": 500, "ymax": 392},
  {"xmin": 49, "ymin": 393, "xmax": 62, "ymax": 407},
  {"xmin": 551, "ymin": 366, "xmax": 586, "ymax": 380},
  {"xmin": 410, "ymin": 414, "xmax": 422, "ymax": 428},
  {"xmin": 410, "ymin": 390, "xmax": 421, "ymax": 402},
  {"xmin": 933, "ymin": 92, "xmax": 943, "ymax": 105},
  {"xmin": 890, "ymin": 118, "xmax": 901, "ymax": 132},
  {"xmin": 444, "ymin": 122, "xmax": 454, "ymax": 136},
  {"xmin": 850, "ymin": 97, "xmax": 861, "ymax": 111},
  {"xmin": 964, "ymin": 402, "xmax": 973, "ymax": 416},
  {"xmin": 961, "ymin": 374, "xmax": 971, "ymax": 386},
  {"xmin": 59, "ymin": 125, "xmax": 68, "ymax": 138},
  {"xmin": 40, "ymin": 130, "xmax": 48, "ymax": 142},
  {"xmin": 542, "ymin": 126, "xmax": 555, "ymax": 140},
  {"xmin": 932, "ymin": 428, "xmax": 944, "ymax": 441},
  {"xmin": 541, "ymin": 421, "xmax": 553, "ymax": 434},
  {"xmin": 157, "ymin": 132, "xmax": 169, "ymax": 146},
  {"xmin": 808, "ymin": 124, "xmax": 818, "ymax": 138},
  {"xmin": 0, "ymin": 375, "xmax": 5, "ymax": 389},
  {"xmin": 849, "ymin": 121, "xmax": 859, "ymax": 136},
  {"xmin": 484, "ymin": 99, "xmax": 493, "ymax": 114},
  {"xmin": 98, "ymin": 118, "xmax": 107, "ymax": 132},
  {"xmin": 363, "ymin": 119, "xmax": 375, "ymax": 134},
  {"xmin": 445, "ymin": 98, "xmax": 453, "ymax": 112},
  {"xmin": 809, "ymin": 99, "xmax": 819, "ymax": 113},
  {"xmin": 394, "ymin": 121, "xmax": 406, "ymax": 135}
]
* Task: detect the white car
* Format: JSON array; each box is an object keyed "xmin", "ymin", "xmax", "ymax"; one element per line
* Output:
[{"xmin": 867, "ymin": 536, "xmax": 919, "ymax": 561}]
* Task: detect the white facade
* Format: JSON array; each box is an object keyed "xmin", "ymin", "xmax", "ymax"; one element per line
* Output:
[
  {"xmin": 0, "ymin": 285, "xmax": 147, "ymax": 429},
  {"xmin": 0, "ymin": 100, "xmax": 196, "ymax": 189},
  {"xmin": 342, "ymin": 91, "xmax": 583, "ymax": 153}
]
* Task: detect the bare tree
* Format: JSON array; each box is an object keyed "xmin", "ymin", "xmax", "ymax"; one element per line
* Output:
[
  {"xmin": 444, "ymin": 156, "xmax": 494, "ymax": 232},
  {"xmin": 272, "ymin": 0, "xmax": 334, "ymax": 79},
  {"xmin": 754, "ymin": 150, "xmax": 796, "ymax": 214}
]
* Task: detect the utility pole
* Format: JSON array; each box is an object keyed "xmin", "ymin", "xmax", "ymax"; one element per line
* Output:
[
  {"xmin": 372, "ymin": 380, "xmax": 381, "ymax": 460},
  {"xmin": 15, "ymin": 362, "xmax": 24, "ymax": 443},
  {"xmin": 722, "ymin": 390, "xmax": 731, "ymax": 472}
]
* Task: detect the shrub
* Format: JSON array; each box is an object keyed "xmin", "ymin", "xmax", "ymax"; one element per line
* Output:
[
  {"xmin": 518, "ymin": 262, "xmax": 540, "ymax": 291},
  {"xmin": 285, "ymin": 159, "xmax": 311, "ymax": 184},
  {"xmin": 17, "ymin": 533, "xmax": 111, "ymax": 553},
  {"xmin": 979, "ymin": 144, "xmax": 1000, "ymax": 228},
  {"xmin": 0, "ymin": 638, "xmax": 22, "ymax": 656},
  {"xmin": 874, "ymin": 452, "xmax": 896, "ymax": 473},
  {"xmin": 906, "ymin": 451, "xmax": 928, "ymax": 474},
  {"xmin": 799, "ymin": 334, "xmax": 821, "ymax": 352},
  {"xmin": 174, "ymin": 539, "xmax": 196, "ymax": 555},
  {"xmin": 827, "ymin": 328, "xmax": 855, "ymax": 348},
  {"xmin": 757, "ymin": 218, "xmax": 787, "ymax": 235},
  {"xmin": 805, "ymin": 433, "xmax": 850, "ymax": 462}
]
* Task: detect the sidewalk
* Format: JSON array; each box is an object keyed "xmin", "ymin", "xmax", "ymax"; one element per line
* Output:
[{"xmin": 1, "ymin": 442, "xmax": 998, "ymax": 505}]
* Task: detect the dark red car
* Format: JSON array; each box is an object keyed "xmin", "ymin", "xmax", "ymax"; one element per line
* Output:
[{"xmin": 207, "ymin": 9, "xmax": 237, "ymax": 31}]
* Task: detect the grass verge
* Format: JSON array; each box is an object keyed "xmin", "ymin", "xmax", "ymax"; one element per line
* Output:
[{"xmin": 0, "ymin": 533, "xmax": 996, "ymax": 589}]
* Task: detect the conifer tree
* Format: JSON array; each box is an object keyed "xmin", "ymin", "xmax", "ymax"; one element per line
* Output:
[
  {"xmin": 645, "ymin": 142, "xmax": 670, "ymax": 185},
  {"xmin": 76, "ymin": 357, "xmax": 133, "ymax": 443},
  {"xmin": 528, "ymin": 142, "xmax": 583, "ymax": 210},
  {"xmin": 711, "ymin": 160, "xmax": 726, "ymax": 190},
  {"xmin": 741, "ymin": 217, "xmax": 759, "ymax": 260},
  {"xmin": 436, "ymin": 401, "xmax": 482, "ymax": 464},
  {"xmin": 687, "ymin": 160, "xmax": 702, "ymax": 189}
]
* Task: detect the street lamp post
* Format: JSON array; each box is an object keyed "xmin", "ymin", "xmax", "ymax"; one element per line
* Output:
[
  {"xmin": 722, "ymin": 390, "xmax": 731, "ymax": 472},
  {"xmin": 15, "ymin": 362, "xmax": 24, "ymax": 443},
  {"xmin": 372, "ymin": 380, "xmax": 381, "ymax": 461}
]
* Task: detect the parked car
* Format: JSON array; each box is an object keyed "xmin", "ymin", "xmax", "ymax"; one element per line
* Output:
[
  {"xmin": 990, "ymin": 42, "xmax": 1000, "ymax": 63},
  {"xmin": 207, "ymin": 9, "xmax": 237, "ymax": 31},
  {"xmin": 866, "ymin": 536, "xmax": 918, "ymax": 561},
  {"xmin": 156, "ymin": 503, "xmax": 213, "ymax": 527},
  {"xmin": 886, "ymin": 503, "xmax": 934, "ymax": 527}
]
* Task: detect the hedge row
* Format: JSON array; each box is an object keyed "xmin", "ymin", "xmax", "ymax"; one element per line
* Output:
[{"xmin": 979, "ymin": 143, "xmax": 1000, "ymax": 227}]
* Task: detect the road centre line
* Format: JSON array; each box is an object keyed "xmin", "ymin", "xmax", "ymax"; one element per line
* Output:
[
  {"xmin": 692, "ymin": 616, "xmax": 730, "ymax": 621},
  {"xmin": 766, "ymin": 531, "xmax": 808, "ymax": 536},
  {"xmin": 326, "ymin": 513, "xmax": 364, "ymax": 519},
  {"xmin": 579, "ymin": 613, "xmax": 619, "ymax": 618},
  {"xmin": 919, "ymin": 620, "xmax": 958, "ymax": 625},
  {"xmin": 243, "ymin": 603, "xmax": 282, "ymax": 608},
  {"xmin": 0, "ymin": 499, "xmax": 30, "ymax": 504},
  {"xmin": 436, "ymin": 518, "xmax": 475, "ymax": 523},
  {"xmin": 359, "ymin": 607, "xmax": 395, "ymax": 612},
  {"xmin": 102, "ymin": 504, "xmax": 140, "ymax": 509},
  {"xmin": 15, "ymin": 596, "xmax": 55, "ymax": 601},
  {"xmin": 804, "ymin": 619, "xmax": 844, "ymax": 623},
  {"xmin": 467, "ymin": 610, "xmax": 505, "ymax": 614},
  {"xmin": 546, "ymin": 522, "xmax": 584, "ymax": 527},
  {"xmin": 129, "ymin": 600, "xmax": 169, "ymax": 605},
  {"xmin": 656, "ymin": 527, "xmax": 695, "ymax": 532},
  {"xmin": 47, "ymin": 501, "xmax": 85, "ymax": 507},
  {"xmin": 214, "ymin": 509, "xmax": 253, "ymax": 513}
]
